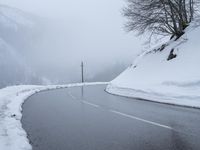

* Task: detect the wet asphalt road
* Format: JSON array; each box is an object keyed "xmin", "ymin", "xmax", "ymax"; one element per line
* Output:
[{"xmin": 22, "ymin": 85, "xmax": 200, "ymax": 150}]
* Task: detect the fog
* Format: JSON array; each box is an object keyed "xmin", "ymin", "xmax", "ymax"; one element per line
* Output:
[{"xmin": 0, "ymin": 0, "xmax": 144, "ymax": 85}]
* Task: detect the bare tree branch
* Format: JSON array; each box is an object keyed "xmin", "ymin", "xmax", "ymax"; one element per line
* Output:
[{"xmin": 123, "ymin": 0, "xmax": 200, "ymax": 39}]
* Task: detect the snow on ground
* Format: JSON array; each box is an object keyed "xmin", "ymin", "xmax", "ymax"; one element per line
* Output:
[
  {"xmin": 107, "ymin": 24, "xmax": 200, "ymax": 108},
  {"xmin": 0, "ymin": 82, "xmax": 108, "ymax": 150}
]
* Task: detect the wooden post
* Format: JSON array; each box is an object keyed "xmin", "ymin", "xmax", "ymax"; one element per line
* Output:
[
  {"xmin": 81, "ymin": 61, "xmax": 84, "ymax": 83},
  {"xmin": 81, "ymin": 61, "xmax": 84, "ymax": 98}
]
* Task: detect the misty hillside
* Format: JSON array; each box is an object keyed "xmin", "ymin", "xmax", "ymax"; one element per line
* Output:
[
  {"xmin": 0, "ymin": 5, "xmax": 38, "ymax": 51},
  {"xmin": 0, "ymin": 5, "xmax": 129, "ymax": 88},
  {"xmin": 107, "ymin": 24, "xmax": 200, "ymax": 107},
  {"xmin": 0, "ymin": 5, "xmax": 45, "ymax": 88}
]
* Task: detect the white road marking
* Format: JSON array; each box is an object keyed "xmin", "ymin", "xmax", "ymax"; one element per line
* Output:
[
  {"xmin": 67, "ymin": 91, "xmax": 76, "ymax": 100},
  {"xmin": 110, "ymin": 110, "xmax": 172, "ymax": 130},
  {"xmin": 67, "ymin": 91, "xmax": 100, "ymax": 108},
  {"xmin": 83, "ymin": 101, "xmax": 100, "ymax": 108},
  {"xmin": 67, "ymin": 89, "xmax": 172, "ymax": 130}
]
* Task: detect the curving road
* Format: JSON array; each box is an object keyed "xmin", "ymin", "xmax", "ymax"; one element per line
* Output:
[{"xmin": 22, "ymin": 85, "xmax": 200, "ymax": 150}]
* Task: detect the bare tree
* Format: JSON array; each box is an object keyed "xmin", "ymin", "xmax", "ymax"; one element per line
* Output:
[{"xmin": 123, "ymin": 0, "xmax": 200, "ymax": 39}]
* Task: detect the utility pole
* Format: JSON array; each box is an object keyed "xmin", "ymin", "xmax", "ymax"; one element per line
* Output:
[
  {"xmin": 81, "ymin": 61, "xmax": 84, "ymax": 98},
  {"xmin": 81, "ymin": 61, "xmax": 84, "ymax": 83}
]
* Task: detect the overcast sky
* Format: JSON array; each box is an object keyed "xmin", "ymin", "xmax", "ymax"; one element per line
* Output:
[
  {"xmin": 1, "ymin": 0, "xmax": 127, "ymax": 19},
  {"xmin": 1, "ymin": 0, "xmax": 144, "ymax": 82}
]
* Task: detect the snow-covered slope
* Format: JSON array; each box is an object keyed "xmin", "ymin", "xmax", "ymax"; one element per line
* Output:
[
  {"xmin": 107, "ymin": 24, "xmax": 200, "ymax": 108},
  {"xmin": 0, "ymin": 37, "xmax": 42, "ymax": 87},
  {"xmin": 0, "ymin": 5, "xmax": 45, "ymax": 88},
  {"xmin": 0, "ymin": 4, "xmax": 34, "ymax": 30},
  {"xmin": 0, "ymin": 5, "xmax": 37, "ymax": 48}
]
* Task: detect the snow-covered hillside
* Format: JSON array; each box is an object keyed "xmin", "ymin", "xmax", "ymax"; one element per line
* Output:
[
  {"xmin": 107, "ymin": 24, "xmax": 200, "ymax": 108},
  {"xmin": 0, "ymin": 5, "xmax": 37, "ymax": 49},
  {"xmin": 0, "ymin": 4, "xmax": 34, "ymax": 30},
  {"xmin": 0, "ymin": 5, "xmax": 46, "ymax": 88}
]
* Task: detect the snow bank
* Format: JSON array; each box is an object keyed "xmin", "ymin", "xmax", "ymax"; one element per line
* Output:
[
  {"xmin": 0, "ymin": 82, "xmax": 108, "ymax": 150},
  {"xmin": 107, "ymin": 24, "xmax": 200, "ymax": 108}
]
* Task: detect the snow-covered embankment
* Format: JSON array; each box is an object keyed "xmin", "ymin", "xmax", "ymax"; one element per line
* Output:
[
  {"xmin": 0, "ymin": 82, "xmax": 108, "ymax": 150},
  {"xmin": 107, "ymin": 25, "xmax": 200, "ymax": 108}
]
